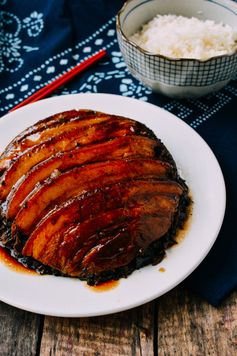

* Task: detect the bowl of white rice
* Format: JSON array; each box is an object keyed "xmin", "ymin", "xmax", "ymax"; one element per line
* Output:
[{"xmin": 116, "ymin": 0, "xmax": 237, "ymax": 98}]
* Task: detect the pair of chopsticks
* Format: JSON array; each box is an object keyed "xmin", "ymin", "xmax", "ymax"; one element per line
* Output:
[{"xmin": 10, "ymin": 49, "xmax": 107, "ymax": 112}]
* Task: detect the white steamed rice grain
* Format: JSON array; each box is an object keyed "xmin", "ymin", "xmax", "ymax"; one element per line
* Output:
[{"xmin": 129, "ymin": 15, "xmax": 237, "ymax": 60}]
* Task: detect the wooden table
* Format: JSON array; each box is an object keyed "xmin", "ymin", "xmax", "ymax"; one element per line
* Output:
[{"xmin": 1, "ymin": 285, "xmax": 236, "ymax": 355}]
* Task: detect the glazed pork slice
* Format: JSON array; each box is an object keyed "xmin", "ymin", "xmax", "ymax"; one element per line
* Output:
[
  {"xmin": 0, "ymin": 110, "xmax": 156, "ymax": 175},
  {"xmin": 75, "ymin": 214, "xmax": 172, "ymax": 278},
  {"xmin": 1, "ymin": 110, "xmax": 88, "ymax": 155},
  {"xmin": 5, "ymin": 113, "xmax": 110, "ymax": 153},
  {"xmin": 21, "ymin": 180, "xmax": 184, "ymax": 276},
  {"xmin": 11, "ymin": 159, "xmax": 175, "ymax": 238},
  {"xmin": 6, "ymin": 136, "xmax": 163, "ymax": 219},
  {"xmin": 0, "ymin": 109, "xmax": 94, "ymax": 174},
  {"xmin": 20, "ymin": 179, "xmax": 184, "ymax": 251},
  {"xmin": 0, "ymin": 117, "xmax": 156, "ymax": 201}
]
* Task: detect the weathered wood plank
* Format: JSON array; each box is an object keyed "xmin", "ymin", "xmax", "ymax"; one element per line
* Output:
[
  {"xmin": 0, "ymin": 301, "xmax": 43, "ymax": 356},
  {"xmin": 157, "ymin": 286, "xmax": 237, "ymax": 356},
  {"xmin": 39, "ymin": 302, "xmax": 155, "ymax": 356}
]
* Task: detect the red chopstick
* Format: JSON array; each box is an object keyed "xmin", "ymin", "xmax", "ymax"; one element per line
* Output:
[{"xmin": 10, "ymin": 49, "xmax": 107, "ymax": 112}]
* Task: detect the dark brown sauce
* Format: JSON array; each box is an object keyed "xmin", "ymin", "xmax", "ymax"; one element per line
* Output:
[
  {"xmin": 175, "ymin": 197, "xmax": 193, "ymax": 244},
  {"xmin": 0, "ymin": 246, "xmax": 36, "ymax": 275},
  {"xmin": 87, "ymin": 279, "xmax": 119, "ymax": 292}
]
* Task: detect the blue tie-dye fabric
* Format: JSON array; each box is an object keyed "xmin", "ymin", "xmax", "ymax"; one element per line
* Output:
[{"xmin": 0, "ymin": 0, "xmax": 236, "ymax": 306}]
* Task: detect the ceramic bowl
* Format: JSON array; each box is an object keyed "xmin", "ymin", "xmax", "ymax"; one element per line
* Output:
[{"xmin": 116, "ymin": 0, "xmax": 237, "ymax": 98}]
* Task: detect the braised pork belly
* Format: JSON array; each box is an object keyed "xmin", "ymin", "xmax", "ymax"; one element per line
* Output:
[{"xmin": 0, "ymin": 109, "xmax": 190, "ymax": 284}]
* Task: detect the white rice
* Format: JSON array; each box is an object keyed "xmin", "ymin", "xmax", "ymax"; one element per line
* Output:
[{"xmin": 129, "ymin": 15, "xmax": 237, "ymax": 60}]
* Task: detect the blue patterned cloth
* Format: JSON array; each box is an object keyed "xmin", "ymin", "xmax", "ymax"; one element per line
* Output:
[{"xmin": 0, "ymin": 0, "xmax": 236, "ymax": 306}]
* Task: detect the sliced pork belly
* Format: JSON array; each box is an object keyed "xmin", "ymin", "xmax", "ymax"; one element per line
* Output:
[
  {"xmin": 0, "ymin": 116, "xmax": 156, "ymax": 201},
  {"xmin": 22, "ymin": 182, "xmax": 182, "ymax": 276},
  {"xmin": 6, "ymin": 136, "xmax": 162, "ymax": 219},
  {"xmin": 0, "ymin": 110, "xmax": 94, "ymax": 174},
  {"xmin": 0, "ymin": 109, "xmax": 190, "ymax": 284},
  {"xmin": 11, "ymin": 159, "xmax": 175, "ymax": 237},
  {"xmin": 20, "ymin": 179, "xmax": 183, "ymax": 251}
]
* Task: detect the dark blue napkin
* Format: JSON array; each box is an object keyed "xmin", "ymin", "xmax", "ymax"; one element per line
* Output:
[{"xmin": 0, "ymin": 0, "xmax": 236, "ymax": 306}]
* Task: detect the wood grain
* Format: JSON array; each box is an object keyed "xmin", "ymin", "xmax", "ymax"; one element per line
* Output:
[
  {"xmin": 157, "ymin": 287, "xmax": 237, "ymax": 356},
  {"xmin": 0, "ymin": 301, "xmax": 43, "ymax": 356},
  {"xmin": 39, "ymin": 302, "xmax": 155, "ymax": 356},
  {"xmin": 1, "ymin": 287, "xmax": 236, "ymax": 355}
]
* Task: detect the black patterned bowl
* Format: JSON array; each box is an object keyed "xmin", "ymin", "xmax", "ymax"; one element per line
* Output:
[{"xmin": 116, "ymin": 0, "xmax": 237, "ymax": 98}]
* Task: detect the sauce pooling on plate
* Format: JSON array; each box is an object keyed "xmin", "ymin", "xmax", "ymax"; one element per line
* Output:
[
  {"xmin": 0, "ymin": 246, "xmax": 36, "ymax": 275},
  {"xmin": 87, "ymin": 279, "xmax": 119, "ymax": 292}
]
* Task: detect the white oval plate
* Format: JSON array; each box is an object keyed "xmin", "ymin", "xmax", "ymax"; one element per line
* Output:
[{"xmin": 0, "ymin": 94, "xmax": 225, "ymax": 317}]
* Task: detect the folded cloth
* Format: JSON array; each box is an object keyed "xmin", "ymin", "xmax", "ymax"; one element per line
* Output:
[
  {"xmin": 185, "ymin": 100, "xmax": 237, "ymax": 306},
  {"xmin": 0, "ymin": 0, "xmax": 236, "ymax": 306}
]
